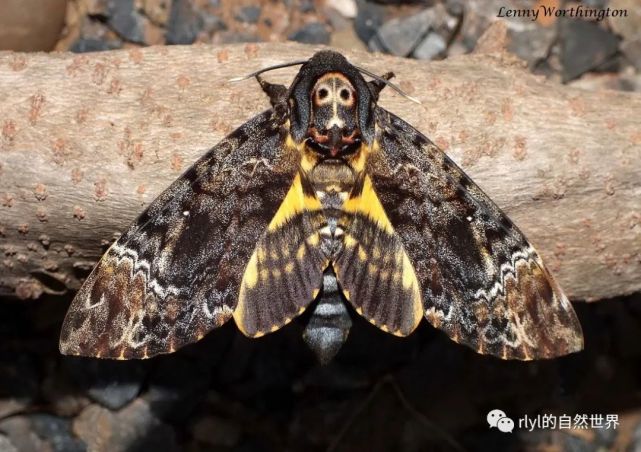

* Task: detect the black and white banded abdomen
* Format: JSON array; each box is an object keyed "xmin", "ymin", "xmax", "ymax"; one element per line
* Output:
[{"xmin": 303, "ymin": 267, "xmax": 352, "ymax": 364}]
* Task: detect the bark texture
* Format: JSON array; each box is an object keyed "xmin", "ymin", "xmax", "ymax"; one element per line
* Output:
[{"xmin": 0, "ymin": 42, "xmax": 639, "ymax": 301}]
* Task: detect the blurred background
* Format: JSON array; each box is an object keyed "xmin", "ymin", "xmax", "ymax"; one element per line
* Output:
[
  {"xmin": 1, "ymin": 0, "xmax": 640, "ymax": 451},
  {"xmin": 1, "ymin": 0, "xmax": 640, "ymax": 87}
]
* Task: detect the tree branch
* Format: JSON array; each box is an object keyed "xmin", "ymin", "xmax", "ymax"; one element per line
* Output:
[{"xmin": 0, "ymin": 42, "xmax": 639, "ymax": 301}]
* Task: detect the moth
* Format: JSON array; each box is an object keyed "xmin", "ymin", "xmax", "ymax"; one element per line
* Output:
[{"xmin": 60, "ymin": 50, "xmax": 583, "ymax": 364}]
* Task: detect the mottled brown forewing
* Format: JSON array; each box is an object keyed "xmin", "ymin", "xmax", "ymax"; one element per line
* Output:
[
  {"xmin": 59, "ymin": 111, "xmax": 300, "ymax": 359},
  {"xmin": 368, "ymin": 108, "xmax": 583, "ymax": 360}
]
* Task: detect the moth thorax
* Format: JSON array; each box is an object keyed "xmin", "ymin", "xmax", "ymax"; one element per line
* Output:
[{"xmin": 309, "ymin": 160, "xmax": 356, "ymax": 192}]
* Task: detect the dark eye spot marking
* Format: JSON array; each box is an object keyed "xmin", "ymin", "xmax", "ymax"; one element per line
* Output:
[
  {"xmin": 340, "ymin": 89, "xmax": 350, "ymax": 101},
  {"xmin": 318, "ymin": 88, "xmax": 328, "ymax": 99}
]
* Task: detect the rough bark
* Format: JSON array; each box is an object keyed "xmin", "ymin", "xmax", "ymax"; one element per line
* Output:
[{"xmin": 0, "ymin": 42, "xmax": 639, "ymax": 301}]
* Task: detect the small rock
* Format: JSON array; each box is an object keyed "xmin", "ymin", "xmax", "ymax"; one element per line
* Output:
[
  {"xmin": 324, "ymin": 4, "xmax": 352, "ymax": 31},
  {"xmin": 0, "ymin": 415, "xmax": 85, "ymax": 452},
  {"xmin": 62, "ymin": 357, "xmax": 146, "ymax": 410},
  {"xmin": 192, "ymin": 416, "xmax": 242, "ymax": 448},
  {"xmin": 609, "ymin": 0, "xmax": 641, "ymax": 41},
  {"xmin": 593, "ymin": 425, "xmax": 617, "ymax": 449},
  {"xmin": 508, "ymin": 26, "xmax": 556, "ymax": 65},
  {"xmin": 0, "ymin": 434, "xmax": 17, "ymax": 452},
  {"xmin": 73, "ymin": 400, "xmax": 177, "ymax": 452},
  {"xmin": 630, "ymin": 418, "xmax": 641, "ymax": 451},
  {"xmin": 288, "ymin": 22, "xmax": 331, "ymax": 45},
  {"xmin": 412, "ymin": 32, "xmax": 447, "ymax": 60},
  {"xmin": 460, "ymin": 0, "xmax": 554, "ymax": 63},
  {"xmin": 299, "ymin": 0, "xmax": 315, "ymax": 13},
  {"xmin": 466, "ymin": 1, "xmax": 610, "ymax": 68},
  {"xmin": 0, "ymin": 417, "xmax": 46, "ymax": 452},
  {"xmin": 107, "ymin": 0, "xmax": 146, "ymax": 44},
  {"xmin": 354, "ymin": 0, "xmax": 389, "ymax": 45},
  {"xmin": 31, "ymin": 415, "xmax": 86, "ymax": 452},
  {"xmin": 201, "ymin": 12, "xmax": 227, "ymax": 34},
  {"xmin": 78, "ymin": 14, "xmax": 119, "ymax": 40},
  {"xmin": 235, "ymin": 5, "xmax": 261, "ymax": 24},
  {"xmin": 70, "ymin": 38, "xmax": 122, "ymax": 53},
  {"xmin": 445, "ymin": 0, "xmax": 464, "ymax": 17},
  {"xmin": 87, "ymin": 376, "xmax": 144, "ymax": 410},
  {"xmin": 143, "ymin": 18, "xmax": 166, "ymax": 45},
  {"xmin": 370, "ymin": 5, "xmax": 456, "ymax": 57},
  {"xmin": 560, "ymin": 19, "xmax": 620, "ymax": 82},
  {"xmin": 326, "ymin": 0, "xmax": 357, "ymax": 19},
  {"xmin": 447, "ymin": 40, "xmax": 468, "ymax": 57},
  {"xmin": 331, "ymin": 25, "xmax": 369, "ymax": 52},
  {"xmin": 622, "ymin": 38, "xmax": 641, "ymax": 70},
  {"xmin": 142, "ymin": 0, "xmax": 171, "ymax": 26},
  {"xmin": 370, "ymin": 12, "xmax": 430, "ymax": 56},
  {"xmin": 166, "ymin": 0, "xmax": 204, "ymax": 45},
  {"xmin": 85, "ymin": 0, "xmax": 109, "ymax": 16}
]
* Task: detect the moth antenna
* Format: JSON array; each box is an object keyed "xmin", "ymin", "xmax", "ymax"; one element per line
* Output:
[
  {"xmin": 354, "ymin": 65, "xmax": 422, "ymax": 104},
  {"xmin": 228, "ymin": 60, "xmax": 308, "ymax": 82}
]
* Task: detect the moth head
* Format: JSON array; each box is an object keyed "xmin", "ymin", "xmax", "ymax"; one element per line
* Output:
[
  {"xmin": 301, "ymin": 72, "xmax": 362, "ymax": 158},
  {"xmin": 231, "ymin": 50, "xmax": 419, "ymax": 151},
  {"xmin": 288, "ymin": 51, "xmax": 376, "ymax": 150}
]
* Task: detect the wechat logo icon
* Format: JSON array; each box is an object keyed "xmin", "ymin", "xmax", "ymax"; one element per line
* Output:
[{"xmin": 487, "ymin": 409, "xmax": 514, "ymax": 433}]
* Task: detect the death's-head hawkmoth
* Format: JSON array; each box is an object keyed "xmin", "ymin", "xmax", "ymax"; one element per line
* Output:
[{"xmin": 59, "ymin": 50, "xmax": 583, "ymax": 364}]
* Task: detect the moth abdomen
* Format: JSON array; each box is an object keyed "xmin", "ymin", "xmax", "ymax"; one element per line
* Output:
[{"xmin": 303, "ymin": 267, "xmax": 352, "ymax": 364}]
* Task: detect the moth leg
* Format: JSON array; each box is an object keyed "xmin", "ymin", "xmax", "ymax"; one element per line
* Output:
[{"xmin": 368, "ymin": 72, "xmax": 395, "ymax": 101}]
